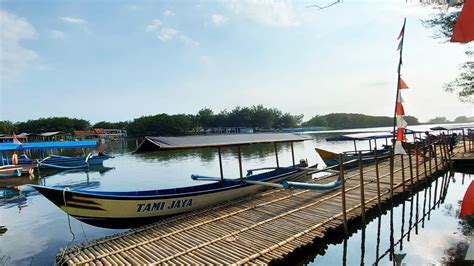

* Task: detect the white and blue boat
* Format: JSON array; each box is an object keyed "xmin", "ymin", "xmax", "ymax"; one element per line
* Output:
[
  {"xmin": 0, "ymin": 141, "xmax": 112, "ymax": 170},
  {"xmin": 31, "ymin": 133, "xmax": 344, "ymax": 229}
]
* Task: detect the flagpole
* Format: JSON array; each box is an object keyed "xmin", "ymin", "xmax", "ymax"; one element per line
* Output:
[{"xmin": 393, "ymin": 18, "xmax": 406, "ymax": 144}]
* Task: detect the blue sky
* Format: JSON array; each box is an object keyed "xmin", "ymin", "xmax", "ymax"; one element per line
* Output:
[{"xmin": 0, "ymin": 0, "xmax": 472, "ymax": 123}]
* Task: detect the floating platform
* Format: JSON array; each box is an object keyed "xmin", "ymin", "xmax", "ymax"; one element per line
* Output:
[{"xmin": 57, "ymin": 141, "xmax": 470, "ymax": 265}]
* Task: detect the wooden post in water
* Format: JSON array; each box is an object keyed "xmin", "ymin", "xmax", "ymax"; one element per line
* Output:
[
  {"xmin": 358, "ymin": 152, "xmax": 366, "ymax": 223},
  {"xmin": 374, "ymin": 149, "xmax": 382, "ymax": 212},
  {"xmin": 390, "ymin": 148, "xmax": 394, "ymax": 200},
  {"xmin": 462, "ymin": 130, "xmax": 467, "ymax": 152},
  {"xmin": 218, "ymin": 147, "xmax": 224, "ymax": 181},
  {"xmin": 274, "ymin": 142, "xmax": 279, "ymax": 168},
  {"xmin": 428, "ymin": 145, "xmax": 432, "ymax": 176},
  {"xmin": 400, "ymin": 154, "xmax": 405, "ymax": 192},
  {"xmin": 290, "ymin": 142, "xmax": 295, "ymax": 166},
  {"xmin": 423, "ymin": 148, "xmax": 428, "ymax": 179},
  {"xmin": 415, "ymin": 143, "xmax": 420, "ymax": 183},
  {"xmin": 339, "ymin": 154, "xmax": 348, "ymax": 234},
  {"xmin": 433, "ymin": 143, "xmax": 438, "ymax": 172},
  {"xmin": 237, "ymin": 146, "xmax": 243, "ymax": 180},
  {"xmin": 408, "ymin": 149, "xmax": 414, "ymax": 187}
]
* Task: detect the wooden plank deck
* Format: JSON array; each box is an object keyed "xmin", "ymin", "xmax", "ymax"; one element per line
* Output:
[{"xmin": 57, "ymin": 140, "xmax": 471, "ymax": 265}]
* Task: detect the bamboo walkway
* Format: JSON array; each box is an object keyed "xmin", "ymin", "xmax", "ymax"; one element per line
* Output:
[{"xmin": 58, "ymin": 137, "xmax": 473, "ymax": 265}]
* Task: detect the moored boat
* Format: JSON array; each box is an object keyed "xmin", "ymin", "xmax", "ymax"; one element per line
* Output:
[
  {"xmin": 33, "ymin": 133, "xmax": 322, "ymax": 229},
  {"xmin": 0, "ymin": 141, "xmax": 112, "ymax": 170}
]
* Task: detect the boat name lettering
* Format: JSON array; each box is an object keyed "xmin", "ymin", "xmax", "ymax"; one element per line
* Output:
[{"xmin": 136, "ymin": 199, "xmax": 193, "ymax": 212}]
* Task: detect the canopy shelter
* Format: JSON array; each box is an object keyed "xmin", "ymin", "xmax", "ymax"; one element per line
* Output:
[
  {"xmin": 326, "ymin": 132, "xmax": 394, "ymax": 152},
  {"xmin": 135, "ymin": 133, "xmax": 312, "ymax": 181},
  {"xmin": 0, "ymin": 140, "xmax": 98, "ymax": 166},
  {"xmin": 0, "ymin": 141, "xmax": 97, "ymax": 151},
  {"xmin": 430, "ymin": 124, "xmax": 474, "ymax": 134}
]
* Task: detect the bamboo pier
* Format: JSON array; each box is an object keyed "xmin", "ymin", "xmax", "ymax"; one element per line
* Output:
[{"xmin": 58, "ymin": 135, "xmax": 473, "ymax": 265}]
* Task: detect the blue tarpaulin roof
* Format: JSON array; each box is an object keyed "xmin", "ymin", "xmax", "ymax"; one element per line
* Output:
[{"xmin": 0, "ymin": 141, "xmax": 97, "ymax": 151}]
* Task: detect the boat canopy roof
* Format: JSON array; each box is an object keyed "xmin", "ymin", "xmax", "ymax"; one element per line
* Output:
[
  {"xmin": 0, "ymin": 141, "xmax": 97, "ymax": 152},
  {"xmin": 135, "ymin": 133, "xmax": 311, "ymax": 152},
  {"xmin": 430, "ymin": 124, "xmax": 474, "ymax": 131},
  {"xmin": 326, "ymin": 132, "xmax": 393, "ymax": 142}
]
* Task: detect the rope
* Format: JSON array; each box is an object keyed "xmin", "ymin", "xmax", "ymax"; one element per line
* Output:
[{"xmin": 56, "ymin": 187, "xmax": 78, "ymax": 265}]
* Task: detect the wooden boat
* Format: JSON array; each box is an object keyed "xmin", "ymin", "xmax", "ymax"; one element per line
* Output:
[
  {"xmin": 0, "ymin": 164, "xmax": 36, "ymax": 178},
  {"xmin": 317, "ymin": 132, "xmax": 393, "ymax": 169},
  {"xmin": 0, "ymin": 141, "xmax": 112, "ymax": 170},
  {"xmin": 32, "ymin": 133, "xmax": 330, "ymax": 229}
]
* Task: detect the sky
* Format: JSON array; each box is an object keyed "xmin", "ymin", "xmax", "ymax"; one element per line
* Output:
[{"xmin": 0, "ymin": 0, "xmax": 472, "ymax": 123}]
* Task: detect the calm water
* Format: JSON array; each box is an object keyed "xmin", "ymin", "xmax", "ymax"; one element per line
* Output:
[{"xmin": 0, "ymin": 125, "xmax": 472, "ymax": 265}]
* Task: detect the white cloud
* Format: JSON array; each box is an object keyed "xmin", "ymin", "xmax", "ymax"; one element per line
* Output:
[
  {"xmin": 158, "ymin": 27, "xmax": 178, "ymax": 42},
  {"xmin": 49, "ymin": 29, "xmax": 65, "ymax": 39},
  {"xmin": 212, "ymin": 14, "xmax": 228, "ymax": 25},
  {"xmin": 164, "ymin": 10, "xmax": 175, "ymax": 17},
  {"xmin": 145, "ymin": 18, "xmax": 198, "ymax": 46},
  {"xmin": 60, "ymin": 16, "xmax": 87, "ymax": 25},
  {"xmin": 224, "ymin": 0, "xmax": 299, "ymax": 27},
  {"xmin": 0, "ymin": 9, "xmax": 38, "ymax": 87},
  {"xmin": 146, "ymin": 18, "xmax": 162, "ymax": 32}
]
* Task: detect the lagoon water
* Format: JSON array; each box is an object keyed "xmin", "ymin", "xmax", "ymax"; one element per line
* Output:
[{"xmin": 0, "ymin": 125, "xmax": 472, "ymax": 265}]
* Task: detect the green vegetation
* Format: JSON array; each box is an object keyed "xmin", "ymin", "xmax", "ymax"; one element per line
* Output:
[
  {"xmin": 423, "ymin": 9, "xmax": 473, "ymax": 103},
  {"xmin": 4, "ymin": 109, "xmax": 472, "ymax": 137},
  {"xmin": 16, "ymin": 117, "xmax": 90, "ymax": 133},
  {"xmin": 302, "ymin": 113, "xmax": 420, "ymax": 129}
]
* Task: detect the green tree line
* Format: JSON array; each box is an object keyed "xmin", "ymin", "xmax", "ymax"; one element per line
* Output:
[
  {"xmin": 302, "ymin": 113, "xmax": 420, "ymax": 129},
  {"xmin": 2, "ymin": 110, "xmax": 469, "ymax": 137}
]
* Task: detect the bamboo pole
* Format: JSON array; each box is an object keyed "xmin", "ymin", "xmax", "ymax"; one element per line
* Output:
[
  {"xmin": 218, "ymin": 147, "xmax": 224, "ymax": 181},
  {"xmin": 290, "ymin": 142, "xmax": 295, "ymax": 166},
  {"xmin": 390, "ymin": 148, "xmax": 394, "ymax": 200},
  {"xmin": 408, "ymin": 149, "xmax": 414, "ymax": 187},
  {"xmin": 274, "ymin": 143, "xmax": 279, "ymax": 168},
  {"xmin": 237, "ymin": 146, "xmax": 243, "ymax": 180},
  {"xmin": 358, "ymin": 152, "xmax": 366, "ymax": 223},
  {"xmin": 339, "ymin": 153, "xmax": 348, "ymax": 235},
  {"xmin": 374, "ymin": 149, "xmax": 382, "ymax": 212},
  {"xmin": 415, "ymin": 143, "xmax": 420, "ymax": 183},
  {"xmin": 462, "ymin": 130, "xmax": 467, "ymax": 152},
  {"xmin": 400, "ymin": 154, "xmax": 405, "ymax": 192}
]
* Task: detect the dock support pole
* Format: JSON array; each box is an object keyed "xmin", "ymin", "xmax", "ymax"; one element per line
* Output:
[
  {"xmin": 463, "ymin": 130, "xmax": 467, "ymax": 152},
  {"xmin": 237, "ymin": 146, "xmax": 243, "ymax": 180},
  {"xmin": 434, "ymin": 144, "xmax": 438, "ymax": 172},
  {"xmin": 400, "ymin": 154, "xmax": 405, "ymax": 192},
  {"xmin": 359, "ymin": 152, "xmax": 366, "ymax": 223},
  {"xmin": 339, "ymin": 154, "xmax": 348, "ymax": 235},
  {"xmin": 415, "ymin": 143, "xmax": 420, "ymax": 183},
  {"xmin": 374, "ymin": 149, "xmax": 381, "ymax": 212},
  {"xmin": 218, "ymin": 147, "xmax": 224, "ymax": 182},
  {"xmin": 423, "ymin": 148, "xmax": 428, "ymax": 179},
  {"xmin": 428, "ymin": 145, "xmax": 432, "ymax": 176},
  {"xmin": 274, "ymin": 143, "xmax": 279, "ymax": 168},
  {"xmin": 408, "ymin": 149, "xmax": 414, "ymax": 187},
  {"xmin": 445, "ymin": 136, "xmax": 452, "ymax": 168},
  {"xmin": 390, "ymin": 148, "xmax": 394, "ymax": 200},
  {"xmin": 290, "ymin": 142, "xmax": 295, "ymax": 166}
]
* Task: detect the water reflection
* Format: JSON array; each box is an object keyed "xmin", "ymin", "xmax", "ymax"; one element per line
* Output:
[{"xmin": 305, "ymin": 172, "xmax": 471, "ymax": 266}]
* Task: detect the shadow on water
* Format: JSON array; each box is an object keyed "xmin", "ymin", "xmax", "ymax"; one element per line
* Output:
[{"xmin": 270, "ymin": 171, "xmax": 473, "ymax": 266}]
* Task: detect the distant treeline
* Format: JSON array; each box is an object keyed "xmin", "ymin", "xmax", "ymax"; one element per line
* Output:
[
  {"xmin": 1, "ymin": 109, "xmax": 472, "ymax": 137},
  {"xmin": 302, "ymin": 113, "xmax": 420, "ymax": 129}
]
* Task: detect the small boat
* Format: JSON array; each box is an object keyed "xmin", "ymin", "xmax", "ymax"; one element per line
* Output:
[
  {"xmin": 316, "ymin": 132, "xmax": 393, "ymax": 169},
  {"xmin": 33, "ymin": 133, "xmax": 329, "ymax": 229},
  {"xmin": 0, "ymin": 164, "xmax": 36, "ymax": 178},
  {"xmin": 0, "ymin": 141, "xmax": 112, "ymax": 170}
]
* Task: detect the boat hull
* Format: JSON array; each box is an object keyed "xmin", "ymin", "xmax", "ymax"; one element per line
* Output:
[
  {"xmin": 33, "ymin": 167, "xmax": 309, "ymax": 229},
  {"xmin": 3, "ymin": 154, "xmax": 111, "ymax": 169},
  {"xmin": 316, "ymin": 147, "xmax": 390, "ymax": 169}
]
